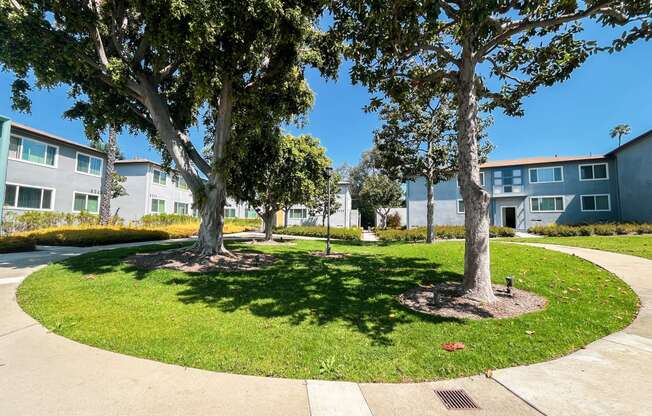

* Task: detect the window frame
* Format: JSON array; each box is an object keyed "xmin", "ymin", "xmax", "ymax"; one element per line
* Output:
[
  {"xmin": 456, "ymin": 199, "xmax": 465, "ymax": 214},
  {"xmin": 580, "ymin": 194, "xmax": 611, "ymax": 212},
  {"xmin": 528, "ymin": 166, "xmax": 564, "ymax": 184},
  {"xmin": 530, "ymin": 195, "xmax": 565, "ymax": 213},
  {"xmin": 75, "ymin": 151, "xmax": 104, "ymax": 177},
  {"xmin": 289, "ymin": 208, "xmax": 308, "ymax": 219},
  {"xmin": 152, "ymin": 169, "xmax": 168, "ymax": 186},
  {"xmin": 150, "ymin": 198, "xmax": 166, "ymax": 214},
  {"xmin": 224, "ymin": 207, "xmax": 237, "ymax": 218},
  {"xmin": 174, "ymin": 201, "xmax": 189, "ymax": 215},
  {"xmin": 72, "ymin": 191, "xmax": 100, "ymax": 213},
  {"xmin": 8, "ymin": 135, "xmax": 59, "ymax": 169},
  {"xmin": 172, "ymin": 174, "xmax": 188, "ymax": 190},
  {"xmin": 4, "ymin": 182, "xmax": 56, "ymax": 211},
  {"xmin": 578, "ymin": 163, "xmax": 609, "ymax": 181}
]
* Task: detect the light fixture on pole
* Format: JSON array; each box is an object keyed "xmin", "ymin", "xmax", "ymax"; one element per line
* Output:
[{"xmin": 325, "ymin": 166, "xmax": 333, "ymax": 255}]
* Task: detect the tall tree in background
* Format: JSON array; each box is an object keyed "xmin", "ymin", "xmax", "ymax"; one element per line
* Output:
[
  {"xmin": 374, "ymin": 93, "xmax": 492, "ymax": 243},
  {"xmin": 89, "ymin": 126, "xmax": 126, "ymax": 224},
  {"xmin": 1, "ymin": 0, "xmax": 338, "ymax": 256},
  {"xmin": 306, "ymin": 171, "xmax": 342, "ymax": 226},
  {"xmin": 359, "ymin": 174, "xmax": 403, "ymax": 229},
  {"xmin": 332, "ymin": 0, "xmax": 651, "ymax": 302},
  {"xmin": 228, "ymin": 132, "xmax": 331, "ymax": 241},
  {"xmin": 610, "ymin": 123, "xmax": 631, "ymax": 147}
]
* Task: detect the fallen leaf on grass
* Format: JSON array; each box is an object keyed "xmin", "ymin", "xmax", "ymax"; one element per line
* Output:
[
  {"xmin": 525, "ymin": 330, "xmax": 535, "ymax": 336},
  {"xmin": 441, "ymin": 342, "xmax": 465, "ymax": 352}
]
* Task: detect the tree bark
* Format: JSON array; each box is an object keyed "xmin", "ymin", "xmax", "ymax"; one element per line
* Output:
[
  {"xmin": 284, "ymin": 207, "xmax": 289, "ymax": 228},
  {"xmin": 425, "ymin": 177, "xmax": 435, "ymax": 243},
  {"xmin": 263, "ymin": 210, "xmax": 275, "ymax": 241},
  {"xmin": 195, "ymin": 181, "xmax": 228, "ymax": 255},
  {"xmin": 457, "ymin": 40, "xmax": 496, "ymax": 303},
  {"xmin": 99, "ymin": 126, "xmax": 117, "ymax": 225}
]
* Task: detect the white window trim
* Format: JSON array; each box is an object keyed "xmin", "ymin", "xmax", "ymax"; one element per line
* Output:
[
  {"xmin": 4, "ymin": 182, "xmax": 56, "ymax": 211},
  {"xmin": 528, "ymin": 166, "xmax": 564, "ymax": 184},
  {"xmin": 152, "ymin": 169, "xmax": 168, "ymax": 186},
  {"xmin": 579, "ymin": 163, "xmax": 609, "ymax": 181},
  {"xmin": 530, "ymin": 195, "xmax": 565, "ymax": 213},
  {"xmin": 75, "ymin": 151, "xmax": 104, "ymax": 177},
  {"xmin": 8, "ymin": 134, "xmax": 59, "ymax": 169},
  {"xmin": 580, "ymin": 194, "xmax": 611, "ymax": 212},
  {"xmin": 71, "ymin": 191, "xmax": 100, "ymax": 213},
  {"xmin": 224, "ymin": 206, "xmax": 237, "ymax": 218},
  {"xmin": 150, "ymin": 198, "xmax": 167, "ymax": 214},
  {"xmin": 174, "ymin": 201, "xmax": 190, "ymax": 215},
  {"xmin": 456, "ymin": 199, "xmax": 465, "ymax": 214},
  {"xmin": 289, "ymin": 208, "xmax": 308, "ymax": 219},
  {"xmin": 172, "ymin": 175, "xmax": 189, "ymax": 190}
]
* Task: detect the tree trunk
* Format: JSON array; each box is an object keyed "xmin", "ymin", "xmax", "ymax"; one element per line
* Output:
[
  {"xmin": 99, "ymin": 126, "xmax": 117, "ymax": 225},
  {"xmin": 263, "ymin": 210, "xmax": 275, "ymax": 241},
  {"xmin": 284, "ymin": 207, "xmax": 289, "ymax": 228},
  {"xmin": 195, "ymin": 176, "xmax": 229, "ymax": 255},
  {"xmin": 457, "ymin": 41, "xmax": 496, "ymax": 303},
  {"xmin": 425, "ymin": 177, "xmax": 435, "ymax": 243}
]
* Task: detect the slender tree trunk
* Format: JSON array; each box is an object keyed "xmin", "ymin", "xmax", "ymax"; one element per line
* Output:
[
  {"xmin": 284, "ymin": 207, "xmax": 289, "ymax": 228},
  {"xmin": 457, "ymin": 40, "xmax": 496, "ymax": 303},
  {"xmin": 99, "ymin": 126, "xmax": 117, "ymax": 225},
  {"xmin": 263, "ymin": 210, "xmax": 275, "ymax": 241},
  {"xmin": 425, "ymin": 177, "xmax": 435, "ymax": 243}
]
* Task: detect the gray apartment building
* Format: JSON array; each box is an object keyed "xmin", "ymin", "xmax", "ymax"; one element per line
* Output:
[
  {"xmin": 406, "ymin": 129, "xmax": 652, "ymax": 230},
  {"xmin": 283, "ymin": 181, "xmax": 359, "ymax": 228}
]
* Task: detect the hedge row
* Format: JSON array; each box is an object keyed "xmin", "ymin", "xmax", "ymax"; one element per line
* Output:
[
  {"xmin": 376, "ymin": 226, "xmax": 515, "ymax": 241},
  {"xmin": 0, "ymin": 236, "xmax": 36, "ymax": 253},
  {"xmin": 2, "ymin": 211, "xmax": 103, "ymax": 234},
  {"xmin": 528, "ymin": 223, "xmax": 652, "ymax": 237},
  {"xmin": 273, "ymin": 226, "xmax": 363, "ymax": 240}
]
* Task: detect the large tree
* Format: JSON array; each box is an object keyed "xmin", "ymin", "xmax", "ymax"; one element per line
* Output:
[
  {"xmin": 332, "ymin": 0, "xmax": 651, "ymax": 302},
  {"xmin": 359, "ymin": 174, "xmax": 403, "ymax": 229},
  {"xmin": 1, "ymin": 0, "xmax": 338, "ymax": 255},
  {"xmin": 228, "ymin": 132, "xmax": 332, "ymax": 241},
  {"xmin": 374, "ymin": 92, "xmax": 492, "ymax": 242}
]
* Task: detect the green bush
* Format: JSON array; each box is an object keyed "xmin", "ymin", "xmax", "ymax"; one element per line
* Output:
[
  {"xmin": 528, "ymin": 223, "xmax": 652, "ymax": 237},
  {"xmin": 376, "ymin": 226, "xmax": 515, "ymax": 241},
  {"xmin": 0, "ymin": 236, "xmax": 36, "ymax": 253},
  {"xmin": 139, "ymin": 213, "xmax": 197, "ymax": 226},
  {"xmin": 273, "ymin": 226, "xmax": 362, "ymax": 240},
  {"xmin": 2, "ymin": 210, "xmax": 103, "ymax": 234}
]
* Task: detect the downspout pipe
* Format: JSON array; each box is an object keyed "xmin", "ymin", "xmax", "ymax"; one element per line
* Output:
[{"xmin": 0, "ymin": 116, "xmax": 11, "ymax": 236}]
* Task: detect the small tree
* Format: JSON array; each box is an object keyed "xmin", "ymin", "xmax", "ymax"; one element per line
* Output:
[
  {"xmin": 228, "ymin": 132, "xmax": 331, "ymax": 241},
  {"xmin": 360, "ymin": 174, "xmax": 403, "ymax": 229},
  {"xmin": 610, "ymin": 124, "xmax": 631, "ymax": 147},
  {"xmin": 374, "ymin": 92, "xmax": 492, "ymax": 242},
  {"xmin": 89, "ymin": 126, "xmax": 127, "ymax": 225}
]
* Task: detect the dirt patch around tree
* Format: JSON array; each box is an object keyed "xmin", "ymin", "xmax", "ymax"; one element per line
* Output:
[
  {"xmin": 309, "ymin": 251, "xmax": 350, "ymax": 259},
  {"xmin": 127, "ymin": 248, "xmax": 276, "ymax": 273},
  {"xmin": 398, "ymin": 282, "xmax": 547, "ymax": 320}
]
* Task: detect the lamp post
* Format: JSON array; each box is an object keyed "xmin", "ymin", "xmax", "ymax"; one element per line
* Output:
[{"xmin": 325, "ymin": 166, "xmax": 332, "ymax": 255}]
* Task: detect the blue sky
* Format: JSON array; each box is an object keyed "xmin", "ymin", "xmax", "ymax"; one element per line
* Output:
[{"xmin": 1, "ymin": 27, "xmax": 650, "ymax": 168}]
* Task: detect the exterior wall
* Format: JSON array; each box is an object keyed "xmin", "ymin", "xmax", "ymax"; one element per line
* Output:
[
  {"xmin": 4, "ymin": 126, "xmax": 106, "ymax": 216},
  {"xmin": 285, "ymin": 182, "xmax": 354, "ymax": 228},
  {"xmin": 407, "ymin": 159, "xmax": 620, "ymax": 230},
  {"xmin": 613, "ymin": 135, "xmax": 652, "ymax": 222}
]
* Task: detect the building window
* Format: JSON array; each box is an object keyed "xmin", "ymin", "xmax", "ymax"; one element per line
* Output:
[
  {"xmin": 581, "ymin": 194, "xmax": 611, "ymax": 212},
  {"xmin": 4, "ymin": 183, "xmax": 54, "ymax": 210},
  {"xmin": 289, "ymin": 208, "xmax": 307, "ymax": 219},
  {"xmin": 457, "ymin": 199, "xmax": 465, "ymax": 214},
  {"xmin": 76, "ymin": 152, "xmax": 103, "ymax": 176},
  {"xmin": 73, "ymin": 192, "xmax": 99, "ymax": 213},
  {"xmin": 493, "ymin": 168, "xmax": 522, "ymax": 194},
  {"xmin": 579, "ymin": 163, "xmax": 608, "ymax": 181},
  {"xmin": 153, "ymin": 169, "xmax": 167, "ymax": 185},
  {"xmin": 9, "ymin": 136, "xmax": 58, "ymax": 167},
  {"xmin": 529, "ymin": 166, "xmax": 563, "ymax": 183},
  {"xmin": 457, "ymin": 172, "xmax": 485, "ymax": 187},
  {"xmin": 151, "ymin": 198, "xmax": 166, "ymax": 213},
  {"xmin": 174, "ymin": 202, "xmax": 189, "ymax": 215},
  {"xmin": 246, "ymin": 207, "xmax": 258, "ymax": 218},
  {"xmin": 224, "ymin": 207, "xmax": 237, "ymax": 218},
  {"xmin": 172, "ymin": 175, "xmax": 188, "ymax": 190},
  {"xmin": 530, "ymin": 196, "xmax": 564, "ymax": 212}
]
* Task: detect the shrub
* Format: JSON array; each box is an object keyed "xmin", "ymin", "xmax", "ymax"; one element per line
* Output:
[
  {"xmin": 528, "ymin": 223, "xmax": 652, "ymax": 237},
  {"xmin": 0, "ymin": 236, "xmax": 36, "ymax": 253},
  {"xmin": 376, "ymin": 226, "xmax": 514, "ymax": 241},
  {"xmin": 139, "ymin": 213, "xmax": 197, "ymax": 226},
  {"xmin": 273, "ymin": 226, "xmax": 362, "ymax": 240},
  {"xmin": 2, "ymin": 210, "xmax": 105, "ymax": 234},
  {"xmin": 385, "ymin": 212, "xmax": 402, "ymax": 229}
]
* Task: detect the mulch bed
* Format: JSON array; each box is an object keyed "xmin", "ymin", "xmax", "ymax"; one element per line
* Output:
[
  {"xmin": 127, "ymin": 248, "xmax": 276, "ymax": 273},
  {"xmin": 398, "ymin": 282, "xmax": 547, "ymax": 320}
]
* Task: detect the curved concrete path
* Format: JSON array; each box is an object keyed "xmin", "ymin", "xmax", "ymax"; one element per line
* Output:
[{"xmin": 0, "ymin": 241, "xmax": 650, "ymax": 415}]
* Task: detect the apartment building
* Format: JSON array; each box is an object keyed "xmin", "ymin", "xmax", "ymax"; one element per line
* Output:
[{"xmin": 281, "ymin": 181, "xmax": 359, "ymax": 228}]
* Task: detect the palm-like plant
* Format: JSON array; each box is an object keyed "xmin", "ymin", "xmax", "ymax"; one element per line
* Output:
[{"xmin": 610, "ymin": 124, "xmax": 631, "ymax": 147}]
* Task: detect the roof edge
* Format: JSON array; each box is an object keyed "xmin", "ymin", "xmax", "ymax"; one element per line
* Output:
[{"xmin": 605, "ymin": 128, "xmax": 652, "ymax": 156}]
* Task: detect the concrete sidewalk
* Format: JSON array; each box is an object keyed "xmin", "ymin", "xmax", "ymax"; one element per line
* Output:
[{"xmin": 0, "ymin": 240, "xmax": 650, "ymax": 415}]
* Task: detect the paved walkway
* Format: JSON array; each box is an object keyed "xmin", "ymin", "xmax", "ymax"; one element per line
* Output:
[
  {"xmin": 361, "ymin": 230, "xmax": 379, "ymax": 241},
  {"xmin": 0, "ymin": 241, "xmax": 650, "ymax": 415}
]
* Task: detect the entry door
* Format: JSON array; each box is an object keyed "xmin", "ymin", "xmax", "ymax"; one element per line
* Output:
[{"xmin": 502, "ymin": 207, "xmax": 516, "ymax": 228}]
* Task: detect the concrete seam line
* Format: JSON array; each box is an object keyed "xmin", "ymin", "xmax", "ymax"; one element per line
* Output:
[
  {"xmin": 356, "ymin": 383, "xmax": 376, "ymax": 416},
  {"xmin": 489, "ymin": 377, "xmax": 548, "ymax": 416},
  {"xmin": 0, "ymin": 323, "xmax": 38, "ymax": 339},
  {"xmin": 304, "ymin": 380, "xmax": 313, "ymax": 416},
  {"xmin": 603, "ymin": 338, "xmax": 652, "ymax": 355}
]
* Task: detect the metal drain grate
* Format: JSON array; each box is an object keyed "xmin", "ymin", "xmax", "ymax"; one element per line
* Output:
[{"xmin": 435, "ymin": 389, "xmax": 480, "ymax": 410}]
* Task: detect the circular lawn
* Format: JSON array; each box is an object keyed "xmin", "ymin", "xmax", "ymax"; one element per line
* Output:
[{"xmin": 17, "ymin": 240, "xmax": 638, "ymax": 382}]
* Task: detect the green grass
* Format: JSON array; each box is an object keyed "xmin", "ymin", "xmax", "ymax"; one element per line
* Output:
[
  {"xmin": 17, "ymin": 240, "xmax": 637, "ymax": 382},
  {"xmin": 514, "ymin": 234, "xmax": 652, "ymax": 260}
]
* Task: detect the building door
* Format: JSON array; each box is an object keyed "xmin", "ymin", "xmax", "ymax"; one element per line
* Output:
[{"xmin": 502, "ymin": 207, "xmax": 517, "ymax": 228}]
